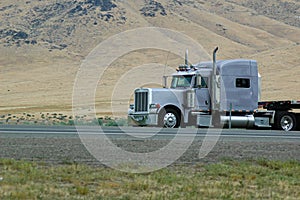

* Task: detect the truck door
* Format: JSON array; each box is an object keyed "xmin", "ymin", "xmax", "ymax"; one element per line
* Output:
[{"xmin": 195, "ymin": 76, "xmax": 210, "ymax": 111}]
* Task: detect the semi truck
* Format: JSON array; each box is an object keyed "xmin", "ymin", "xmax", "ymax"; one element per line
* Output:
[{"xmin": 128, "ymin": 48, "xmax": 300, "ymax": 131}]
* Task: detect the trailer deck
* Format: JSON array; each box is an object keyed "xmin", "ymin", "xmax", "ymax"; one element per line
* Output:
[{"xmin": 259, "ymin": 100, "xmax": 300, "ymax": 111}]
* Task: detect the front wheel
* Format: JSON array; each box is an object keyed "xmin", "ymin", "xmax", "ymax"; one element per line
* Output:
[
  {"xmin": 276, "ymin": 112, "xmax": 297, "ymax": 131},
  {"xmin": 158, "ymin": 108, "xmax": 181, "ymax": 128}
]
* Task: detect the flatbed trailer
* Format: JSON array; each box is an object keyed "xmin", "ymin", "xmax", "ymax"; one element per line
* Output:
[
  {"xmin": 257, "ymin": 100, "xmax": 300, "ymax": 131},
  {"xmin": 259, "ymin": 100, "xmax": 300, "ymax": 110}
]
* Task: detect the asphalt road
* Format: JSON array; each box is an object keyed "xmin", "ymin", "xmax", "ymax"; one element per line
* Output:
[
  {"xmin": 0, "ymin": 125, "xmax": 299, "ymax": 165},
  {"xmin": 1, "ymin": 125, "xmax": 300, "ymax": 140}
]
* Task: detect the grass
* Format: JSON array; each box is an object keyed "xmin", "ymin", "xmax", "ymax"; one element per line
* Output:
[{"xmin": 0, "ymin": 159, "xmax": 299, "ymax": 199}]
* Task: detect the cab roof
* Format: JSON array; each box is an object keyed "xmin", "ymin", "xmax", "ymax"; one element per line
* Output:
[{"xmin": 173, "ymin": 59, "xmax": 257, "ymax": 76}]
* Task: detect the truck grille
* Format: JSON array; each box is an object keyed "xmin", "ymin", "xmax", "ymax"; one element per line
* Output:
[{"xmin": 135, "ymin": 90, "xmax": 148, "ymax": 112}]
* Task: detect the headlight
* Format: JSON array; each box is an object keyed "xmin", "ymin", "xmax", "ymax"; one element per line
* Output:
[
  {"xmin": 149, "ymin": 103, "xmax": 160, "ymax": 113},
  {"xmin": 149, "ymin": 103, "xmax": 160, "ymax": 109},
  {"xmin": 128, "ymin": 104, "xmax": 134, "ymax": 114},
  {"xmin": 129, "ymin": 104, "xmax": 134, "ymax": 110}
]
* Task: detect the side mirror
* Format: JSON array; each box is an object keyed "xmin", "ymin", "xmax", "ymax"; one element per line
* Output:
[
  {"xmin": 196, "ymin": 75, "xmax": 202, "ymax": 88},
  {"xmin": 163, "ymin": 76, "xmax": 168, "ymax": 88}
]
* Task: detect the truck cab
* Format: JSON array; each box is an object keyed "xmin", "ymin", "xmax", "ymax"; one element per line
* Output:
[{"xmin": 128, "ymin": 58, "xmax": 259, "ymax": 128}]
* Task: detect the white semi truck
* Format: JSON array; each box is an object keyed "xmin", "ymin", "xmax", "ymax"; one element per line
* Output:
[{"xmin": 128, "ymin": 48, "xmax": 300, "ymax": 131}]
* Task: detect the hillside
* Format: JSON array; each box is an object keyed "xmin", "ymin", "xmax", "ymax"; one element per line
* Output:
[{"xmin": 0, "ymin": 0, "xmax": 299, "ymax": 117}]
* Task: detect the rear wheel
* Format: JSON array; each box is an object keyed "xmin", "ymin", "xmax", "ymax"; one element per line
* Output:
[
  {"xmin": 159, "ymin": 108, "xmax": 181, "ymax": 128},
  {"xmin": 276, "ymin": 112, "xmax": 297, "ymax": 131}
]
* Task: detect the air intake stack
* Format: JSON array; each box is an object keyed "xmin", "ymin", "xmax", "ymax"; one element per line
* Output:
[{"xmin": 211, "ymin": 47, "xmax": 219, "ymax": 111}]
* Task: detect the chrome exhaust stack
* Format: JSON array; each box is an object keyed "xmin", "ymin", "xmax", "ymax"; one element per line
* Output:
[
  {"xmin": 211, "ymin": 47, "xmax": 219, "ymax": 111},
  {"xmin": 185, "ymin": 49, "xmax": 189, "ymax": 66}
]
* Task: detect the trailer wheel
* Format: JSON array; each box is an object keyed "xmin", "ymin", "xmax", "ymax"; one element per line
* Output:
[
  {"xmin": 159, "ymin": 108, "xmax": 181, "ymax": 128},
  {"xmin": 276, "ymin": 112, "xmax": 297, "ymax": 131}
]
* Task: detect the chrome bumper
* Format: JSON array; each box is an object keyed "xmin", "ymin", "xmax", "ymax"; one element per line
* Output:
[{"xmin": 128, "ymin": 113, "xmax": 158, "ymax": 126}]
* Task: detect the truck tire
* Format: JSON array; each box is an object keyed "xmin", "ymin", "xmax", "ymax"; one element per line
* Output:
[
  {"xmin": 158, "ymin": 108, "xmax": 181, "ymax": 128},
  {"xmin": 276, "ymin": 111, "xmax": 297, "ymax": 131}
]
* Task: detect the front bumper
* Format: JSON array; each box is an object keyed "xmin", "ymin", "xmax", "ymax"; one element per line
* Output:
[{"xmin": 128, "ymin": 113, "xmax": 158, "ymax": 126}]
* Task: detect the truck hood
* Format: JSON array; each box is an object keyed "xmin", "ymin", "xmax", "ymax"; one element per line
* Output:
[{"xmin": 149, "ymin": 88, "xmax": 186, "ymax": 108}]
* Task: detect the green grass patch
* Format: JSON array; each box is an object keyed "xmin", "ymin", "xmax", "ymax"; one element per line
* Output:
[{"xmin": 0, "ymin": 159, "xmax": 299, "ymax": 199}]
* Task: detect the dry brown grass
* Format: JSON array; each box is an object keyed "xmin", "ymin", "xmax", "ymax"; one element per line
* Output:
[{"xmin": 0, "ymin": 0, "xmax": 299, "ymax": 117}]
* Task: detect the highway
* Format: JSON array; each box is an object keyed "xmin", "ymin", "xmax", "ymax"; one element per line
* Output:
[
  {"xmin": 0, "ymin": 125, "xmax": 299, "ymax": 165},
  {"xmin": 1, "ymin": 125, "xmax": 300, "ymax": 140}
]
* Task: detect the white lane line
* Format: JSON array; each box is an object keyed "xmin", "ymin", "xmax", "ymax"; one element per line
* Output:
[{"xmin": 1, "ymin": 131, "xmax": 300, "ymax": 140}]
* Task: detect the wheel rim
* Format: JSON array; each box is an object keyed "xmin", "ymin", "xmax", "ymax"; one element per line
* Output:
[
  {"xmin": 280, "ymin": 115, "xmax": 294, "ymax": 131},
  {"xmin": 163, "ymin": 113, "xmax": 177, "ymax": 128}
]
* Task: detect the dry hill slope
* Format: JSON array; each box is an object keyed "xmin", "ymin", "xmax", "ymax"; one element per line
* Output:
[{"xmin": 0, "ymin": 0, "xmax": 299, "ymax": 117}]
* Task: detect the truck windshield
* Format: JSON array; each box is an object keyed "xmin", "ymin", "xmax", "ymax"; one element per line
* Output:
[{"xmin": 171, "ymin": 75, "xmax": 193, "ymax": 88}]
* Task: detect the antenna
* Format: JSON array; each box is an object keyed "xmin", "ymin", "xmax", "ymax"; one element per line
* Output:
[
  {"xmin": 163, "ymin": 51, "xmax": 170, "ymax": 77},
  {"xmin": 163, "ymin": 51, "xmax": 170, "ymax": 88}
]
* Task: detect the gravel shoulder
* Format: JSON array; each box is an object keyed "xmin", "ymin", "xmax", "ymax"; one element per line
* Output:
[{"xmin": 0, "ymin": 129, "xmax": 299, "ymax": 166}]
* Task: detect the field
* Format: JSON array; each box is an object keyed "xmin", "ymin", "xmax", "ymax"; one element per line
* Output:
[
  {"xmin": 0, "ymin": 1, "xmax": 299, "ymax": 199},
  {"xmin": 0, "ymin": 159, "xmax": 299, "ymax": 199},
  {"xmin": 0, "ymin": 0, "xmax": 299, "ymax": 119}
]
